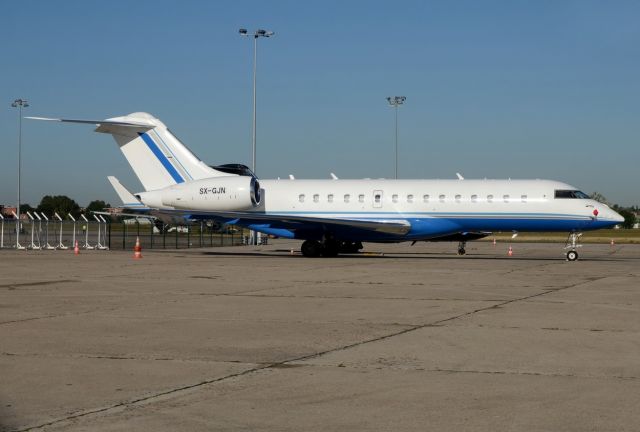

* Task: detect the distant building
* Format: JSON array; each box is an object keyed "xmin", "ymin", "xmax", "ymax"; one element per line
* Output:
[{"xmin": 0, "ymin": 205, "xmax": 17, "ymax": 218}]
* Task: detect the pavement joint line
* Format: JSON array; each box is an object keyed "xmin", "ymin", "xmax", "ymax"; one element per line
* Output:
[
  {"xmin": 290, "ymin": 363, "xmax": 640, "ymax": 381},
  {"xmin": 225, "ymin": 293, "xmax": 516, "ymax": 302},
  {"xmin": 0, "ymin": 351, "xmax": 260, "ymax": 367},
  {"xmin": 0, "ymin": 286, "xmax": 283, "ymax": 327}
]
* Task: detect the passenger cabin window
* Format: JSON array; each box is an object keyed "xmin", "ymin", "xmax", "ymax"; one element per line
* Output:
[
  {"xmin": 313, "ymin": 194, "xmax": 319, "ymax": 203},
  {"xmin": 521, "ymin": 195, "xmax": 527, "ymax": 202},
  {"xmin": 298, "ymin": 194, "xmax": 305, "ymax": 203},
  {"xmin": 374, "ymin": 193, "xmax": 382, "ymax": 204},
  {"xmin": 407, "ymin": 194, "xmax": 414, "ymax": 203},
  {"xmin": 392, "ymin": 194, "xmax": 398, "ymax": 203},
  {"xmin": 554, "ymin": 190, "xmax": 590, "ymax": 199},
  {"xmin": 471, "ymin": 194, "xmax": 478, "ymax": 202},
  {"xmin": 455, "ymin": 194, "xmax": 461, "ymax": 203},
  {"xmin": 358, "ymin": 194, "xmax": 365, "ymax": 203},
  {"xmin": 439, "ymin": 194, "xmax": 445, "ymax": 203},
  {"xmin": 503, "ymin": 194, "xmax": 510, "ymax": 202},
  {"xmin": 423, "ymin": 194, "xmax": 429, "ymax": 203},
  {"xmin": 328, "ymin": 194, "xmax": 334, "ymax": 203},
  {"xmin": 487, "ymin": 194, "xmax": 494, "ymax": 202},
  {"xmin": 344, "ymin": 194, "xmax": 350, "ymax": 203}
]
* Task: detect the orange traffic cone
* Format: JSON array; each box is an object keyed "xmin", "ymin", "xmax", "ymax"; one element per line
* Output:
[
  {"xmin": 492, "ymin": 238, "xmax": 496, "ymax": 246},
  {"xmin": 133, "ymin": 236, "xmax": 142, "ymax": 259},
  {"xmin": 74, "ymin": 240, "xmax": 80, "ymax": 255},
  {"xmin": 508, "ymin": 245, "xmax": 513, "ymax": 257},
  {"xmin": 610, "ymin": 239, "xmax": 615, "ymax": 247}
]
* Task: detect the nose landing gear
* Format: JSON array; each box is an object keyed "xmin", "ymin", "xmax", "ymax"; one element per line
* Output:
[
  {"xmin": 564, "ymin": 232, "xmax": 582, "ymax": 261},
  {"xmin": 457, "ymin": 241, "xmax": 466, "ymax": 256}
]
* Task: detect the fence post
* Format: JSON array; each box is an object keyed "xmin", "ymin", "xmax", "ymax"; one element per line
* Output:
[
  {"xmin": 122, "ymin": 221, "xmax": 126, "ymax": 250},
  {"xmin": 150, "ymin": 220, "xmax": 154, "ymax": 249},
  {"xmin": 199, "ymin": 221, "xmax": 203, "ymax": 248},
  {"xmin": 108, "ymin": 221, "xmax": 111, "ymax": 249},
  {"xmin": 175, "ymin": 225, "xmax": 178, "ymax": 249},
  {"xmin": 187, "ymin": 224, "xmax": 190, "ymax": 248},
  {"xmin": 162, "ymin": 221, "xmax": 166, "ymax": 249}
]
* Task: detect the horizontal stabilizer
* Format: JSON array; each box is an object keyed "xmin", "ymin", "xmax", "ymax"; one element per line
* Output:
[
  {"xmin": 107, "ymin": 176, "xmax": 147, "ymax": 209},
  {"xmin": 26, "ymin": 116, "xmax": 153, "ymax": 128},
  {"xmin": 31, "ymin": 112, "xmax": 228, "ymax": 191}
]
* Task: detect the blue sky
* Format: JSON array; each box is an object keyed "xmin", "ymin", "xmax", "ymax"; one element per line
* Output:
[{"xmin": 1, "ymin": 0, "xmax": 638, "ymax": 207}]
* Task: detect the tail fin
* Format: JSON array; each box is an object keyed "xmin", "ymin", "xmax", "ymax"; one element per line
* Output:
[{"xmin": 28, "ymin": 112, "xmax": 230, "ymax": 191}]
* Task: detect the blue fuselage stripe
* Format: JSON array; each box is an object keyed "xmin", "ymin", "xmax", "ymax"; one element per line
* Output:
[{"xmin": 139, "ymin": 133, "xmax": 184, "ymax": 184}]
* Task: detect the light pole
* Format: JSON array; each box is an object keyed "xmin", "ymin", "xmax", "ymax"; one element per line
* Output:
[
  {"xmin": 239, "ymin": 28, "xmax": 275, "ymax": 176},
  {"xmin": 386, "ymin": 96, "xmax": 406, "ymax": 179},
  {"xmin": 11, "ymin": 98, "xmax": 29, "ymax": 248}
]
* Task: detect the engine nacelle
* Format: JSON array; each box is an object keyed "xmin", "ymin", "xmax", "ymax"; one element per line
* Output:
[{"xmin": 138, "ymin": 176, "xmax": 261, "ymax": 211}]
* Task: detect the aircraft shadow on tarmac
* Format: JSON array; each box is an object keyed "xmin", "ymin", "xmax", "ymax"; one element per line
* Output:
[{"xmin": 198, "ymin": 250, "xmax": 626, "ymax": 262}]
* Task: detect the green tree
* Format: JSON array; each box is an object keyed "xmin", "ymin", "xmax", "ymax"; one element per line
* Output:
[
  {"xmin": 617, "ymin": 209, "xmax": 637, "ymax": 229},
  {"xmin": 589, "ymin": 192, "xmax": 610, "ymax": 206},
  {"xmin": 86, "ymin": 200, "xmax": 110, "ymax": 214},
  {"xmin": 36, "ymin": 195, "xmax": 81, "ymax": 219},
  {"xmin": 20, "ymin": 203, "xmax": 35, "ymax": 214}
]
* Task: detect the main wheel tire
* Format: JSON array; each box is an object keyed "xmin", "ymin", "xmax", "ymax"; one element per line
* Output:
[
  {"xmin": 457, "ymin": 248, "xmax": 466, "ymax": 256},
  {"xmin": 301, "ymin": 240, "xmax": 322, "ymax": 257},
  {"xmin": 566, "ymin": 250, "xmax": 579, "ymax": 261}
]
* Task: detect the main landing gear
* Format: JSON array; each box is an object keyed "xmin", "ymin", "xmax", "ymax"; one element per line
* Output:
[
  {"xmin": 564, "ymin": 232, "xmax": 583, "ymax": 261},
  {"xmin": 300, "ymin": 240, "xmax": 363, "ymax": 257},
  {"xmin": 457, "ymin": 241, "xmax": 467, "ymax": 256}
]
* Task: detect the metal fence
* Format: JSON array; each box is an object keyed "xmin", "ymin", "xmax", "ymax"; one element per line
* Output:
[
  {"xmin": 0, "ymin": 216, "xmax": 250, "ymax": 250},
  {"xmin": 110, "ymin": 220, "xmax": 247, "ymax": 250}
]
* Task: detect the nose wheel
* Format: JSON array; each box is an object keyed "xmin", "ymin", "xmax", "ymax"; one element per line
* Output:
[
  {"xmin": 457, "ymin": 241, "xmax": 466, "ymax": 256},
  {"xmin": 564, "ymin": 232, "xmax": 582, "ymax": 262},
  {"xmin": 566, "ymin": 250, "xmax": 579, "ymax": 261}
]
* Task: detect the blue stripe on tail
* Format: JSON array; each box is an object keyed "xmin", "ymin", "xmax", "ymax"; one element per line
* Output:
[{"xmin": 139, "ymin": 132, "xmax": 184, "ymax": 184}]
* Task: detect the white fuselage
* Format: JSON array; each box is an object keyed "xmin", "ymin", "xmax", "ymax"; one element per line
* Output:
[{"xmin": 139, "ymin": 177, "xmax": 622, "ymax": 242}]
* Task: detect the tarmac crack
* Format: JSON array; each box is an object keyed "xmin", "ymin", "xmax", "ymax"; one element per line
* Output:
[{"xmin": 0, "ymin": 279, "xmax": 78, "ymax": 290}]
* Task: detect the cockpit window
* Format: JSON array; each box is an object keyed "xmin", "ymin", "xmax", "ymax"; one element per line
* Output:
[{"xmin": 555, "ymin": 190, "xmax": 589, "ymax": 199}]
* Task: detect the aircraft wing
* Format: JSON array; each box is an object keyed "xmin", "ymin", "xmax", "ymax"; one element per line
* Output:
[{"xmin": 159, "ymin": 209, "xmax": 412, "ymax": 235}]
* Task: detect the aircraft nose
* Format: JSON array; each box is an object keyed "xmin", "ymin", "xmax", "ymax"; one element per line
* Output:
[{"xmin": 612, "ymin": 210, "xmax": 625, "ymax": 223}]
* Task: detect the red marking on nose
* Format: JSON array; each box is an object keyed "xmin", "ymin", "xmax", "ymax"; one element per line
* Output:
[{"xmin": 593, "ymin": 209, "xmax": 599, "ymax": 217}]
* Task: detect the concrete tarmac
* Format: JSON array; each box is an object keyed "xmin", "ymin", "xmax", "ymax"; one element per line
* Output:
[{"xmin": 1, "ymin": 240, "xmax": 639, "ymax": 431}]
